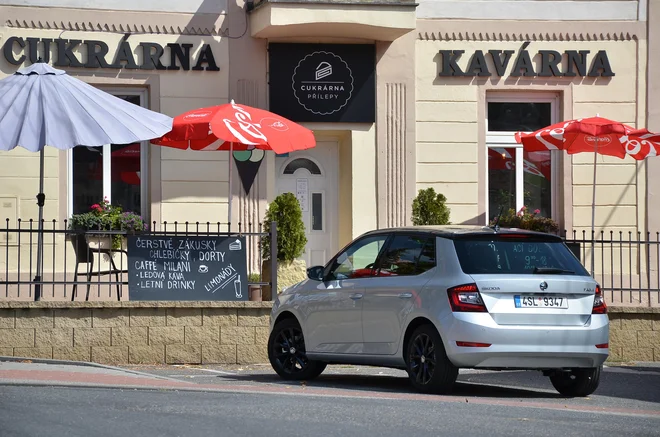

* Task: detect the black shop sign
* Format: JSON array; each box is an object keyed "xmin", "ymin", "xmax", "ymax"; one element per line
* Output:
[
  {"xmin": 268, "ymin": 43, "xmax": 376, "ymax": 123},
  {"xmin": 127, "ymin": 235, "xmax": 248, "ymax": 301}
]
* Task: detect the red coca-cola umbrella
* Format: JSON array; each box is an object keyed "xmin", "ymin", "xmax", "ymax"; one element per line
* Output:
[
  {"xmin": 488, "ymin": 148, "xmax": 551, "ymax": 180},
  {"xmin": 515, "ymin": 116, "xmax": 660, "ymax": 273},
  {"xmin": 152, "ymin": 100, "xmax": 316, "ymax": 223},
  {"xmin": 90, "ymin": 143, "xmax": 141, "ymax": 185}
]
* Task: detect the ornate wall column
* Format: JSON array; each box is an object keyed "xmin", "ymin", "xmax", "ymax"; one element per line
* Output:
[{"xmin": 376, "ymin": 32, "xmax": 417, "ymax": 228}]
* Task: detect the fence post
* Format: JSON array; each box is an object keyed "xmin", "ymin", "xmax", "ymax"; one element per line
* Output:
[{"xmin": 270, "ymin": 221, "xmax": 277, "ymax": 301}]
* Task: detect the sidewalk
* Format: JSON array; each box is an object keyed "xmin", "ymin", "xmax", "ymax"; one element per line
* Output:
[{"xmin": 0, "ymin": 357, "xmax": 198, "ymax": 391}]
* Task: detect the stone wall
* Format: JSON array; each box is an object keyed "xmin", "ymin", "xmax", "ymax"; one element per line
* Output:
[
  {"xmin": 0, "ymin": 301, "xmax": 273, "ymax": 365},
  {"xmin": 0, "ymin": 303, "xmax": 657, "ymax": 365},
  {"xmin": 608, "ymin": 307, "xmax": 660, "ymax": 362}
]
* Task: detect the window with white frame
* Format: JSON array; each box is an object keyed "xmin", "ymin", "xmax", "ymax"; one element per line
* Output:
[
  {"xmin": 68, "ymin": 91, "xmax": 149, "ymax": 218},
  {"xmin": 486, "ymin": 93, "xmax": 559, "ymax": 222}
]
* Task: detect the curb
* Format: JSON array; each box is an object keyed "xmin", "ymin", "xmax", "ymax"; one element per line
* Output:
[{"xmin": 0, "ymin": 355, "xmax": 180, "ymax": 382}]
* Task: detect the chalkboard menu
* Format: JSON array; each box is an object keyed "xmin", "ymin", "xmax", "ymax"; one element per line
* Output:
[{"xmin": 127, "ymin": 235, "xmax": 249, "ymax": 301}]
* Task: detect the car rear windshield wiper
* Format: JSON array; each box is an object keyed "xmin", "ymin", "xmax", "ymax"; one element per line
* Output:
[{"xmin": 533, "ymin": 267, "xmax": 575, "ymax": 274}]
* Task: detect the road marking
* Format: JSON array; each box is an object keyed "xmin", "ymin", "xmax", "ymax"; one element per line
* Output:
[
  {"xmin": 195, "ymin": 368, "xmax": 237, "ymax": 376},
  {"xmin": 170, "ymin": 365, "xmax": 236, "ymax": 376},
  {"xmin": 167, "ymin": 374, "xmax": 222, "ymax": 378}
]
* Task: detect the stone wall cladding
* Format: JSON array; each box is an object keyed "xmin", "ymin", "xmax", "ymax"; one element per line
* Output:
[
  {"xmin": 608, "ymin": 308, "xmax": 660, "ymax": 362},
  {"xmin": 1, "ymin": 303, "xmax": 657, "ymax": 365},
  {"xmin": 0, "ymin": 301, "xmax": 273, "ymax": 365}
]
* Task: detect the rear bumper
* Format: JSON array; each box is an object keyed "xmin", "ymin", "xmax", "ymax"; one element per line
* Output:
[{"xmin": 439, "ymin": 313, "xmax": 609, "ymax": 369}]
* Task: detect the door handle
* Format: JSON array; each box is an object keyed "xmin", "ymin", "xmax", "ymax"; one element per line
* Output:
[
  {"xmin": 399, "ymin": 292, "xmax": 413, "ymax": 299},
  {"xmin": 349, "ymin": 293, "xmax": 363, "ymax": 300}
]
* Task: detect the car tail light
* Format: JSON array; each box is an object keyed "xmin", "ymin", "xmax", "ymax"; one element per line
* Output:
[
  {"xmin": 595, "ymin": 343, "xmax": 609, "ymax": 349},
  {"xmin": 447, "ymin": 283, "xmax": 488, "ymax": 312},
  {"xmin": 592, "ymin": 285, "xmax": 607, "ymax": 314}
]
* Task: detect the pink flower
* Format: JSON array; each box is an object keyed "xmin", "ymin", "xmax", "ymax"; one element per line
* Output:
[
  {"xmin": 534, "ymin": 209, "xmax": 541, "ymax": 215},
  {"xmin": 91, "ymin": 204, "xmax": 100, "ymax": 210}
]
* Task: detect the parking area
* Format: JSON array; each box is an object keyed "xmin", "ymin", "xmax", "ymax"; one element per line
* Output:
[{"xmin": 118, "ymin": 362, "xmax": 660, "ymax": 415}]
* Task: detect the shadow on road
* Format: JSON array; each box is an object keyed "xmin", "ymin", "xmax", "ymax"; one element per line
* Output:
[
  {"xmin": 457, "ymin": 367, "xmax": 660, "ymax": 404},
  {"xmin": 219, "ymin": 372, "xmax": 564, "ymax": 399}
]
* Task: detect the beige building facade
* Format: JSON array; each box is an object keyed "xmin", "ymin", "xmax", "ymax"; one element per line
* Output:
[{"xmin": 0, "ymin": 1, "xmax": 655, "ymax": 285}]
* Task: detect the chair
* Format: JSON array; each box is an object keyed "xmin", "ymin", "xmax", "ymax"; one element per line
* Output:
[{"xmin": 70, "ymin": 234, "xmax": 127, "ymax": 301}]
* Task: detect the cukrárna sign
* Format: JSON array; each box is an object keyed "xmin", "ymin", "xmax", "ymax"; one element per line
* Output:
[
  {"xmin": 2, "ymin": 36, "xmax": 220, "ymax": 71},
  {"xmin": 438, "ymin": 49, "xmax": 614, "ymax": 77}
]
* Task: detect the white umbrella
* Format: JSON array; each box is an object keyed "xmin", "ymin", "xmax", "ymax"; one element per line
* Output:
[{"xmin": 0, "ymin": 61, "xmax": 173, "ymax": 300}]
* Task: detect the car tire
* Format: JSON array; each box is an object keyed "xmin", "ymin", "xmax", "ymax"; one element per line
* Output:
[
  {"xmin": 267, "ymin": 318, "xmax": 327, "ymax": 381},
  {"xmin": 549, "ymin": 366, "xmax": 602, "ymax": 397},
  {"xmin": 405, "ymin": 324, "xmax": 458, "ymax": 394}
]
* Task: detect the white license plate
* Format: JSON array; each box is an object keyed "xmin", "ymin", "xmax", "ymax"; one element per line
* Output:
[{"xmin": 514, "ymin": 295, "xmax": 568, "ymax": 309}]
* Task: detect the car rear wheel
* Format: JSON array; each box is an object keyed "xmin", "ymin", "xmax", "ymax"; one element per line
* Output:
[
  {"xmin": 405, "ymin": 324, "xmax": 458, "ymax": 394},
  {"xmin": 549, "ymin": 366, "xmax": 602, "ymax": 397},
  {"xmin": 268, "ymin": 318, "xmax": 327, "ymax": 381}
]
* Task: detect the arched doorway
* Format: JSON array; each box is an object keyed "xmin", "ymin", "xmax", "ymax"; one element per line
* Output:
[{"xmin": 275, "ymin": 141, "xmax": 339, "ymax": 267}]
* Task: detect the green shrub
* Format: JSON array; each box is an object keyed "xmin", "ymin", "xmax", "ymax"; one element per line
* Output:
[
  {"xmin": 490, "ymin": 206, "xmax": 559, "ymax": 234},
  {"xmin": 411, "ymin": 188, "xmax": 451, "ymax": 226},
  {"xmin": 261, "ymin": 192, "xmax": 307, "ymax": 263}
]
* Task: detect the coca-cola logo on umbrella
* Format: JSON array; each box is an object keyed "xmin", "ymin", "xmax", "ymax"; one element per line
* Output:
[
  {"xmin": 261, "ymin": 117, "xmax": 289, "ymax": 132},
  {"xmin": 585, "ymin": 136, "xmax": 612, "ymax": 144},
  {"xmin": 183, "ymin": 111, "xmax": 212, "ymax": 120}
]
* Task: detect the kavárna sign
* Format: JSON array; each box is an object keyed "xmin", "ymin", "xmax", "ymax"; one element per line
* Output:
[
  {"xmin": 2, "ymin": 36, "xmax": 220, "ymax": 71},
  {"xmin": 437, "ymin": 48, "xmax": 614, "ymax": 78}
]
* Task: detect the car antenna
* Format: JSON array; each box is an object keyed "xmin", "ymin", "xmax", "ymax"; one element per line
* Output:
[{"xmin": 491, "ymin": 206, "xmax": 504, "ymax": 232}]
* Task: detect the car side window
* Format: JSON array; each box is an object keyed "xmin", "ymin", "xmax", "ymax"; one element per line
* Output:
[
  {"xmin": 376, "ymin": 235, "xmax": 436, "ymax": 277},
  {"xmin": 325, "ymin": 235, "xmax": 389, "ymax": 280}
]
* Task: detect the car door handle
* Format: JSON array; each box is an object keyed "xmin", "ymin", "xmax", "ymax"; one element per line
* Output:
[
  {"xmin": 399, "ymin": 292, "xmax": 413, "ymax": 299},
  {"xmin": 349, "ymin": 293, "xmax": 363, "ymax": 300}
]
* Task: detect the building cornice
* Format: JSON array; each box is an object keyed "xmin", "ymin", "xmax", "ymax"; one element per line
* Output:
[
  {"xmin": 1, "ymin": 6, "xmax": 226, "ymax": 36},
  {"xmin": 417, "ymin": 20, "xmax": 645, "ymax": 42}
]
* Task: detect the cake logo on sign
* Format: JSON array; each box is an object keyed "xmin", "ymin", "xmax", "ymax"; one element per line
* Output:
[{"xmin": 292, "ymin": 51, "xmax": 354, "ymax": 116}]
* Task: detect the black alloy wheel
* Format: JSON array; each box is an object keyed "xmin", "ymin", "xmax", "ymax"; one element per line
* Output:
[
  {"xmin": 549, "ymin": 366, "xmax": 602, "ymax": 397},
  {"xmin": 268, "ymin": 318, "xmax": 326, "ymax": 381},
  {"xmin": 406, "ymin": 324, "xmax": 458, "ymax": 394}
]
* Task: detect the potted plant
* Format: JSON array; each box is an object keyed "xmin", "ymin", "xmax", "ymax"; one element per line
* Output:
[
  {"xmin": 490, "ymin": 206, "xmax": 559, "ymax": 234},
  {"xmin": 68, "ymin": 198, "xmax": 147, "ymax": 250},
  {"xmin": 260, "ymin": 192, "xmax": 308, "ymax": 300},
  {"xmin": 248, "ymin": 273, "xmax": 262, "ymax": 302},
  {"xmin": 411, "ymin": 187, "xmax": 451, "ymax": 225}
]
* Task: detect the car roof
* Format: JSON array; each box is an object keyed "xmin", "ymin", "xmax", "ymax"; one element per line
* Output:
[{"xmin": 360, "ymin": 225, "xmax": 563, "ymax": 240}]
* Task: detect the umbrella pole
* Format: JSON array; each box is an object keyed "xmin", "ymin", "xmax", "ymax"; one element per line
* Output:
[
  {"xmin": 34, "ymin": 149, "xmax": 45, "ymax": 301},
  {"xmin": 228, "ymin": 142, "xmax": 233, "ymax": 232},
  {"xmin": 590, "ymin": 139, "xmax": 598, "ymax": 277}
]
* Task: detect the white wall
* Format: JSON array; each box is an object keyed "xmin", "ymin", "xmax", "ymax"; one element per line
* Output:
[
  {"xmin": 417, "ymin": 0, "xmax": 646, "ymax": 21},
  {"xmin": 0, "ymin": 0, "xmax": 227, "ymax": 14}
]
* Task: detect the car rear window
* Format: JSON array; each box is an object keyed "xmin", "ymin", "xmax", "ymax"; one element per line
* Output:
[{"xmin": 452, "ymin": 235, "xmax": 590, "ymax": 276}]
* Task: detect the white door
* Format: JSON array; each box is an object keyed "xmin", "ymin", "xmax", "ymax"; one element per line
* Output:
[{"xmin": 276, "ymin": 141, "xmax": 338, "ymax": 267}]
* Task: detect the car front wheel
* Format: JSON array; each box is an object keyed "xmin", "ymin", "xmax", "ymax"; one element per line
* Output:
[
  {"xmin": 405, "ymin": 324, "xmax": 458, "ymax": 394},
  {"xmin": 549, "ymin": 366, "xmax": 602, "ymax": 397},
  {"xmin": 267, "ymin": 318, "xmax": 326, "ymax": 381}
]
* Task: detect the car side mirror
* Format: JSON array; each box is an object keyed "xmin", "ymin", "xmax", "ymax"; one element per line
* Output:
[{"xmin": 307, "ymin": 265, "xmax": 325, "ymax": 281}]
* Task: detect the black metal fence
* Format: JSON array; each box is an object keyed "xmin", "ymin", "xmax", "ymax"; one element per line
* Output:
[
  {"xmin": 562, "ymin": 230, "xmax": 660, "ymax": 307},
  {"xmin": 1, "ymin": 219, "xmax": 277, "ymax": 302},
  {"xmin": 2, "ymin": 220, "xmax": 658, "ymax": 306}
]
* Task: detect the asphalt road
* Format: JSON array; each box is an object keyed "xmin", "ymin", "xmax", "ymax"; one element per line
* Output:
[
  {"xmin": 0, "ymin": 383, "xmax": 657, "ymax": 437},
  {"xmin": 0, "ymin": 361, "xmax": 658, "ymax": 437}
]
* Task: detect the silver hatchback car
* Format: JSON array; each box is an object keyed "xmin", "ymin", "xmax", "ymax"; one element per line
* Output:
[{"xmin": 267, "ymin": 226, "xmax": 609, "ymax": 397}]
